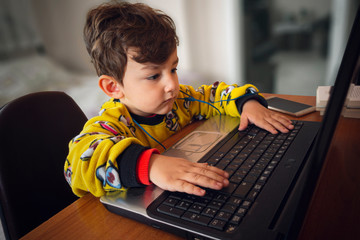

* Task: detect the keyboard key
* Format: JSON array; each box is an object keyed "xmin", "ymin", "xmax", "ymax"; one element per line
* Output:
[
  {"xmin": 230, "ymin": 215, "xmax": 242, "ymax": 225},
  {"xmin": 216, "ymin": 161, "xmax": 229, "ymax": 170},
  {"xmin": 247, "ymin": 189, "xmax": 259, "ymax": 201},
  {"xmin": 208, "ymin": 200, "xmax": 223, "ymax": 210},
  {"xmin": 249, "ymin": 168, "xmax": 262, "ymax": 177},
  {"xmin": 169, "ymin": 192, "xmax": 184, "ymax": 199},
  {"xmin": 265, "ymin": 135, "xmax": 275, "ymax": 141},
  {"xmin": 224, "ymin": 152, "xmax": 237, "ymax": 160},
  {"xmin": 157, "ymin": 204, "xmax": 184, "ymax": 218},
  {"xmin": 221, "ymin": 203, "xmax": 237, "ymax": 214},
  {"xmin": 258, "ymin": 175, "xmax": 268, "ymax": 183},
  {"xmin": 230, "ymin": 175, "xmax": 243, "ymax": 184},
  {"xmin": 207, "ymin": 157, "xmax": 221, "ymax": 166},
  {"xmin": 263, "ymin": 152, "xmax": 275, "ymax": 158},
  {"xmin": 214, "ymin": 193, "xmax": 228, "ymax": 202},
  {"xmin": 236, "ymin": 166, "xmax": 248, "ymax": 176},
  {"xmin": 225, "ymin": 163, "xmax": 240, "ymax": 172},
  {"xmin": 249, "ymin": 153, "xmax": 261, "ymax": 161},
  {"xmin": 182, "ymin": 194, "xmax": 198, "ymax": 203},
  {"xmin": 194, "ymin": 197, "xmax": 210, "ymax": 206},
  {"xmin": 220, "ymin": 183, "xmax": 237, "ymax": 195},
  {"xmin": 226, "ymin": 224, "xmax": 238, "ymax": 233},
  {"xmin": 233, "ymin": 181, "xmax": 253, "ymax": 199},
  {"xmin": 215, "ymin": 211, "xmax": 232, "ymax": 221},
  {"xmin": 262, "ymin": 170, "xmax": 271, "ymax": 177},
  {"xmin": 253, "ymin": 163, "xmax": 266, "ymax": 172},
  {"xmin": 202, "ymin": 207, "xmax": 217, "ymax": 218},
  {"xmin": 253, "ymin": 183, "xmax": 262, "ymax": 191},
  {"xmin": 203, "ymin": 191, "xmax": 215, "ymax": 200},
  {"xmin": 266, "ymin": 164, "xmax": 275, "ymax": 172},
  {"xmin": 248, "ymin": 128, "xmax": 259, "ymax": 136},
  {"xmin": 182, "ymin": 212, "xmax": 212, "ymax": 226},
  {"xmin": 224, "ymin": 168, "xmax": 236, "ymax": 176},
  {"xmin": 232, "ymin": 158, "xmax": 245, "ymax": 165},
  {"xmin": 236, "ymin": 153, "xmax": 249, "ymax": 160},
  {"xmin": 189, "ymin": 203, "xmax": 205, "ymax": 213},
  {"xmin": 209, "ymin": 219, "xmax": 226, "ymax": 231},
  {"xmin": 163, "ymin": 197, "xmax": 179, "ymax": 207},
  {"xmin": 214, "ymin": 152, "xmax": 226, "ymax": 158},
  {"xmin": 227, "ymin": 196, "xmax": 242, "ymax": 206},
  {"xmin": 241, "ymin": 200, "xmax": 252, "ymax": 209},
  {"xmin": 176, "ymin": 200, "xmax": 191, "ymax": 210},
  {"xmin": 229, "ymin": 149, "xmax": 240, "ymax": 155},
  {"xmin": 253, "ymin": 148, "xmax": 265, "ymax": 155},
  {"xmin": 244, "ymin": 174, "xmax": 258, "ymax": 184},
  {"xmin": 236, "ymin": 207, "xmax": 247, "ymax": 216},
  {"xmin": 233, "ymin": 144, "xmax": 246, "ymax": 151}
]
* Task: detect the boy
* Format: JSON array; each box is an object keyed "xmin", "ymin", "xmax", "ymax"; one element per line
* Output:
[{"xmin": 65, "ymin": 2, "xmax": 293, "ymax": 198}]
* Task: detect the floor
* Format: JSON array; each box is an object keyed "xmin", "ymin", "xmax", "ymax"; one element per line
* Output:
[{"xmin": 0, "ymin": 50, "xmax": 326, "ymax": 239}]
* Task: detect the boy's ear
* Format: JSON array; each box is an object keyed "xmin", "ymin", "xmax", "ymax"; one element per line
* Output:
[{"xmin": 99, "ymin": 75, "xmax": 124, "ymax": 99}]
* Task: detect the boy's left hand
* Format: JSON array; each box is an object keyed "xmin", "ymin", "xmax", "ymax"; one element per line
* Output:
[{"xmin": 239, "ymin": 100, "xmax": 294, "ymax": 134}]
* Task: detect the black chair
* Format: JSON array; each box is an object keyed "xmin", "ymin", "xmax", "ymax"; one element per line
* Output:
[{"xmin": 0, "ymin": 91, "xmax": 88, "ymax": 239}]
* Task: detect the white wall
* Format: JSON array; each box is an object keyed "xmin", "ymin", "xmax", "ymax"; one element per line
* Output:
[
  {"xmin": 325, "ymin": 0, "xmax": 359, "ymax": 85},
  {"xmin": 31, "ymin": 0, "xmax": 102, "ymax": 74}
]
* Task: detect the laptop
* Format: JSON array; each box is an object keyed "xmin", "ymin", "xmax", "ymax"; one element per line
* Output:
[{"xmin": 100, "ymin": 6, "xmax": 360, "ymax": 240}]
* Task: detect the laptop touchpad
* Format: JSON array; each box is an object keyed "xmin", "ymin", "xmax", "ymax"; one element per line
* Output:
[{"xmin": 173, "ymin": 131, "xmax": 222, "ymax": 152}]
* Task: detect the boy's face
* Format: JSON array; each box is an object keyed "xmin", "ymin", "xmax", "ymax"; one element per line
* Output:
[{"xmin": 118, "ymin": 48, "xmax": 180, "ymax": 117}]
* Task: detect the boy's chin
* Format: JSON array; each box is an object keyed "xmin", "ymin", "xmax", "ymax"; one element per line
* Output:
[
  {"xmin": 156, "ymin": 107, "xmax": 174, "ymax": 115},
  {"xmin": 156, "ymin": 110, "xmax": 171, "ymax": 116}
]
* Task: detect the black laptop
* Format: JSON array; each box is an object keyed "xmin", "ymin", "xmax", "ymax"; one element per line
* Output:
[{"xmin": 100, "ymin": 6, "xmax": 360, "ymax": 240}]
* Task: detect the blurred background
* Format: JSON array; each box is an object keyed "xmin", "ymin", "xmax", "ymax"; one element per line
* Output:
[
  {"xmin": 0, "ymin": 0, "xmax": 360, "ymax": 238},
  {"xmin": 0, "ymin": 0, "xmax": 359, "ymax": 119}
]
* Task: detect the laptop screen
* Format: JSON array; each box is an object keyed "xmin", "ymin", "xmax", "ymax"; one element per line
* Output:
[{"xmin": 288, "ymin": 6, "xmax": 360, "ymax": 238}]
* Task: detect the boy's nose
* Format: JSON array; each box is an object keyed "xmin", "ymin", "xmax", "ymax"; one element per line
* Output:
[{"xmin": 164, "ymin": 74, "xmax": 178, "ymax": 93}]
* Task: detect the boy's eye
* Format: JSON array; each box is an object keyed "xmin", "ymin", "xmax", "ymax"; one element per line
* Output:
[
  {"xmin": 147, "ymin": 74, "xmax": 160, "ymax": 80},
  {"xmin": 171, "ymin": 68, "xmax": 178, "ymax": 73}
]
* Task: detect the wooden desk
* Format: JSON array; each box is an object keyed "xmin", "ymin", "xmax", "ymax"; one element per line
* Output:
[{"xmin": 21, "ymin": 94, "xmax": 360, "ymax": 240}]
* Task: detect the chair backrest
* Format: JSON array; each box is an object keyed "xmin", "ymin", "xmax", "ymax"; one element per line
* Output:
[{"xmin": 0, "ymin": 91, "xmax": 88, "ymax": 239}]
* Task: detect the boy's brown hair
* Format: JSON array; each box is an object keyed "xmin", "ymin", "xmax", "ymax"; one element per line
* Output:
[{"xmin": 84, "ymin": 1, "xmax": 179, "ymax": 83}]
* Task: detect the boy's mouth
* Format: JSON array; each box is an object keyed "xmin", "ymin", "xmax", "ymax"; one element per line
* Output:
[
  {"xmin": 164, "ymin": 97, "xmax": 174, "ymax": 103},
  {"xmin": 164, "ymin": 91, "xmax": 179, "ymax": 104},
  {"xmin": 164, "ymin": 96, "xmax": 177, "ymax": 105}
]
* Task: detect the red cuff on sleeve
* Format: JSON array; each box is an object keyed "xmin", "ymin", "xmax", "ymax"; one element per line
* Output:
[{"xmin": 136, "ymin": 148, "xmax": 160, "ymax": 185}]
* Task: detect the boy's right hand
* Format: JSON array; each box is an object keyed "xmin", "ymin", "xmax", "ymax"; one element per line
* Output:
[{"xmin": 148, "ymin": 154, "xmax": 229, "ymax": 196}]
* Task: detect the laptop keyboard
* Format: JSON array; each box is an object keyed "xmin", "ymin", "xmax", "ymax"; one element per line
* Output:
[{"xmin": 153, "ymin": 121, "xmax": 303, "ymax": 233}]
